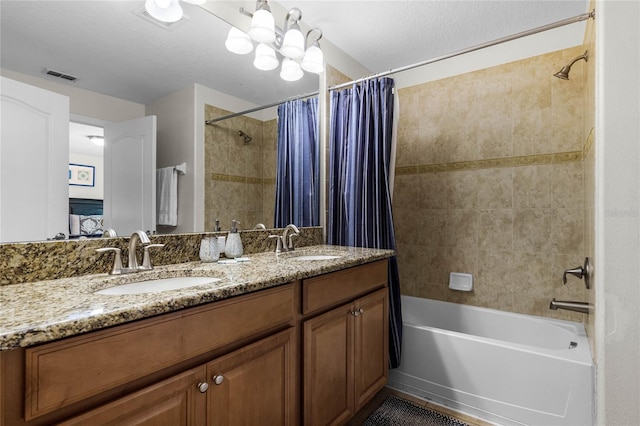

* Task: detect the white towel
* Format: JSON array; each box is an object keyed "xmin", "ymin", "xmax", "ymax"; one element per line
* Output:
[{"xmin": 157, "ymin": 167, "xmax": 178, "ymax": 226}]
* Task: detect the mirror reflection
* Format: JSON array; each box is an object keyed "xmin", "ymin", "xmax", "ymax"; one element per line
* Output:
[{"xmin": 0, "ymin": 1, "xmax": 320, "ymax": 243}]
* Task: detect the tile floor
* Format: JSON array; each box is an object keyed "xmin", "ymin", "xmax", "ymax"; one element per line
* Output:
[{"xmin": 346, "ymin": 387, "xmax": 496, "ymax": 426}]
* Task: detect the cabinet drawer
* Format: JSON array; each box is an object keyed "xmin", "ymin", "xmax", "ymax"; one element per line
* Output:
[
  {"xmin": 302, "ymin": 260, "xmax": 388, "ymax": 315},
  {"xmin": 25, "ymin": 284, "xmax": 295, "ymax": 420}
]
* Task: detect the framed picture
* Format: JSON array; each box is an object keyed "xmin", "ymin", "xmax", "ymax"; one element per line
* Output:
[{"xmin": 69, "ymin": 163, "xmax": 95, "ymax": 187}]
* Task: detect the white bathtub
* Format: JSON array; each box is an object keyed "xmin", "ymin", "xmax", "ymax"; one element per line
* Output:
[{"xmin": 387, "ymin": 296, "xmax": 594, "ymax": 426}]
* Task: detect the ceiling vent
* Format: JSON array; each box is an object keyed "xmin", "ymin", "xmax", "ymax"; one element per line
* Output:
[
  {"xmin": 134, "ymin": 7, "xmax": 188, "ymax": 30},
  {"xmin": 43, "ymin": 68, "xmax": 78, "ymax": 82}
]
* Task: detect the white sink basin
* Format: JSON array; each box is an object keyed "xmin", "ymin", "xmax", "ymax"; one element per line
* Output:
[
  {"xmin": 289, "ymin": 255, "xmax": 342, "ymax": 261},
  {"xmin": 95, "ymin": 276, "xmax": 221, "ymax": 295}
]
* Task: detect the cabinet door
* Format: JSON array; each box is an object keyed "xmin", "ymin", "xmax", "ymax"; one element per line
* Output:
[
  {"xmin": 303, "ymin": 304, "xmax": 355, "ymax": 426},
  {"xmin": 206, "ymin": 328, "xmax": 295, "ymax": 426},
  {"xmin": 59, "ymin": 366, "xmax": 207, "ymax": 426},
  {"xmin": 354, "ymin": 288, "xmax": 389, "ymax": 410}
]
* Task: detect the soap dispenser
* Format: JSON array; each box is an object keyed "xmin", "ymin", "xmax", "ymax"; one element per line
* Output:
[{"xmin": 225, "ymin": 220, "xmax": 243, "ymax": 258}]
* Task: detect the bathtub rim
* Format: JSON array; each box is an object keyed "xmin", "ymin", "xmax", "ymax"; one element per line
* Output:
[{"xmin": 399, "ymin": 295, "xmax": 593, "ymax": 365}]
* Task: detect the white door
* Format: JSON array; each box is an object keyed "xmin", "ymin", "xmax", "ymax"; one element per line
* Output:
[
  {"xmin": 0, "ymin": 76, "xmax": 69, "ymax": 243},
  {"xmin": 103, "ymin": 116, "xmax": 156, "ymax": 236}
]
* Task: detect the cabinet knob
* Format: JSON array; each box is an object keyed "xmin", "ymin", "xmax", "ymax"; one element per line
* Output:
[
  {"xmin": 197, "ymin": 382, "xmax": 209, "ymax": 393},
  {"xmin": 212, "ymin": 374, "xmax": 224, "ymax": 385},
  {"xmin": 351, "ymin": 307, "xmax": 365, "ymax": 317}
]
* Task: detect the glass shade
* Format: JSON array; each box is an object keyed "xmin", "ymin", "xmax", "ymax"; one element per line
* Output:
[
  {"xmin": 144, "ymin": 0, "xmax": 183, "ymax": 23},
  {"xmin": 88, "ymin": 136, "xmax": 104, "ymax": 147},
  {"xmin": 248, "ymin": 8, "xmax": 276, "ymax": 44},
  {"xmin": 280, "ymin": 58, "xmax": 303, "ymax": 81},
  {"xmin": 254, "ymin": 43, "xmax": 279, "ymax": 71},
  {"xmin": 280, "ymin": 25, "xmax": 305, "ymax": 59},
  {"xmin": 225, "ymin": 27, "xmax": 253, "ymax": 55},
  {"xmin": 301, "ymin": 44, "xmax": 324, "ymax": 74}
]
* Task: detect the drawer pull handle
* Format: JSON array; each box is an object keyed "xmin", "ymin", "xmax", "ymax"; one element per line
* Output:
[
  {"xmin": 197, "ymin": 382, "xmax": 209, "ymax": 393},
  {"xmin": 359, "ymin": 308, "xmax": 365, "ymax": 314},
  {"xmin": 212, "ymin": 374, "xmax": 225, "ymax": 385}
]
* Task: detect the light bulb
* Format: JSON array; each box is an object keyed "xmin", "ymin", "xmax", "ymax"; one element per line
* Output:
[
  {"xmin": 280, "ymin": 24, "xmax": 305, "ymax": 59},
  {"xmin": 248, "ymin": 7, "xmax": 275, "ymax": 44},
  {"xmin": 225, "ymin": 27, "xmax": 253, "ymax": 55},
  {"xmin": 88, "ymin": 136, "xmax": 104, "ymax": 147},
  {"xmin": 254, "ymin": 43, "xmax": 279, "ymax": 71},
  {"xmin": 280, "ymin": 58, "xmax": 303, "ymax": 82},
  {"xmin": 301, "ymin": 44, "xmax": 324, "ymax": 74},
  {"xmin": 144, "ymin": 0, "xmax": 183, "ymax": 22}
]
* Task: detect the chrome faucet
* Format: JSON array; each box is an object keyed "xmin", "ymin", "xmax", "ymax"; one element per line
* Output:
[
  {"xmin": 127, "ymin": 230, "xmax": 151, "ymax": 271},
  {"xmin": 102, "ymin": 228, "xmax": 118, "ymax": 238},
  {"xmin": 282, "ymin": 224, "xmax": 300, "ymax": 251},
  {"xmin": 549, "ymin": 298, "xmax": 591, "ymax": 314},
  {"xmin": 268, "ymin": 224, "xmax": 300, "ymax": 254}
]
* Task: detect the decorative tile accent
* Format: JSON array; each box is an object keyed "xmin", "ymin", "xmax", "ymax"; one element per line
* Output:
[
  {"xmin": 583, "ymin": 127, "xmax": 594, "ymax": 158},
  {"xmin": 211, "ymin": 173, "xmax": 273, "ymax": 185},
  {"xmin": 396, "ymin": 151, "xmax": 583, "ymax": 176}
]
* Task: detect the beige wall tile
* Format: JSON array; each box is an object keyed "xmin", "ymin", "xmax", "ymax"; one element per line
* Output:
[
  {"xmin": 477, "ymin": 209, "xmax": 513, "ymax": 251},
  {"xmin": 551, "ymin": 208, "xmax": 584, "ymax": 255},
  {"xmin": 513, "ymin": 165, "xmax": 552, "ymax": 209},
  {"xmin": 513, "ymin": 208, "xmax": 552, "ymax": 252},
  {"xmin": 446, "ymin": 209, "xmax": 478, "ymax": 249},
  {"xmin": 393, "ymin": 47, "xmax": 587, "ymax": 319},
  {"xmin": 477, "ymin": 168, "xmax": 513, "ymax": 209}
]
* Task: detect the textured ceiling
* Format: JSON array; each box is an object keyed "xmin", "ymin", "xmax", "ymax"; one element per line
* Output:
[{"xmin": 0, "ymin": 1, "xmax": 588, "ymax": 108}]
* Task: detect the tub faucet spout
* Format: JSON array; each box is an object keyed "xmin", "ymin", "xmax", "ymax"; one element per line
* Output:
[{"xmin": 549, "ymin": 298, "xmax": 591, "ymax": 314}]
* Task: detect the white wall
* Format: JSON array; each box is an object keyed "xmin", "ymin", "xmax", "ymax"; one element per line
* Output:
[
  {"xmin": 595, "ymin": 1, "xmax": 640, "ymax": 425},
  {"xmin": 394, "ymin": 22, "xmax": 586, "ymax": 88},
  {"xmin": 147, "ymin": 83, "xmax": 278, "ymax": 233},
  {"xmin": 0, "ymin": 68, "xmax": 145, "ymax": 122},
  {"xmin": 69, "ymin": 153, "xmax": 103, "ymax": 199},
  {"xmin": 146, "ymin": 85, "xmax": 196, "ymax": 234}
]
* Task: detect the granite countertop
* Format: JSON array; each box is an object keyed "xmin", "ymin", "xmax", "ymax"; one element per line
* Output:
[{"xmin": 0, "ymin": 245, "xmax": 394, "ymax": 351}]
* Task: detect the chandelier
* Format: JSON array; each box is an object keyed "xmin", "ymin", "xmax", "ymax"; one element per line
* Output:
[{"xmin": 224, "ymin": 0, "xmax": 324, "ymax": 82}]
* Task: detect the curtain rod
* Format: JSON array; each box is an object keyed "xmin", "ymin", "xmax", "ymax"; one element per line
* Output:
[
  {"xmin": 329, "ymin": 10, "xmax": 595, "ymax": 91},
  {"xmin": 205, "ymin": 90, "xmax": 319, "ymax": 125},
  {"xmin": 205, "ymin": 10, "xmax": 594, "ymax": 125}
]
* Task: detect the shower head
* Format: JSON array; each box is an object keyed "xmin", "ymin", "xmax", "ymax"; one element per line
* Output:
[
  {"xmin": 553, "ymin": 51, "xmax": 588, "ymax": 80},
  {"xmin": 238, "ymin": 130, "xmax": 252, "ymax": 143}
]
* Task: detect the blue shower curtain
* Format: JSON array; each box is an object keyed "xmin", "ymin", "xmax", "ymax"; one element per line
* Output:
[
  {"xmin": 328, "ymin": 77, "xmax": 402, "ymax": 368},
  {"xmin": 274, "ymin": 98, "xmax": 320, "ymax": 227}
]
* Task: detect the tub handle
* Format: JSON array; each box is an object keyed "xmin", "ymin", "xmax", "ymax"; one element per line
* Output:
[{"xmin": 562, "ymin": 257, "xmax": 590, "ymax": 289}]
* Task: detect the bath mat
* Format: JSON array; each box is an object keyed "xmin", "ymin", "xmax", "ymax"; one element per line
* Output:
[{"xmin": 363, "ymin": 396, "xmax": 471, "ymax": 426}]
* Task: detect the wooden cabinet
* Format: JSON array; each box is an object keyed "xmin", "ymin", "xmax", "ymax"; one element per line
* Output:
[
  {"xmin": 0, "ymin": 259, "xmax": 390, "ymax": 426},
  {"xmin": 302, "ymin": 260, "xmax": 389, "ymax": 426},
  {"xmin": 1, "ymin": 284, "xmax": 295, "ymax": 426},
  {"xmin": 58, "ymin": 366, "xmax": 208, "ymax": 426},
  {"xmin": 207, "ymin": 329, "xmax": 295, "ymax": 426},
  {"xmin": 303, "ymin": 303, "xmax": 355, "ymax": 426},
  {"xmin": 59, "ymin": 329, "xmax": 296, "ymax": 426}
]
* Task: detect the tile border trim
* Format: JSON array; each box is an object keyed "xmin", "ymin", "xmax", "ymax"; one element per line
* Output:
[
  {"xmin": 211, "ymin": 173, "xmax": 275, "ymax": 185},
  {"xmin": 395, "ymin": 151, "xmax": 583, "ymax": 175}
]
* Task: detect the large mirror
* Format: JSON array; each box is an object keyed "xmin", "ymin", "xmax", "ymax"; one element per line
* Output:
[{"xmin": 0, "ymin": 1, "xmax": 321, "ymax": 242}]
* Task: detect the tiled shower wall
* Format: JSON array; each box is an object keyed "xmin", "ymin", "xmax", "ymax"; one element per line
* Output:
[
  {"xmin": 204, "ymin": 105, "xmax": 277, "ymax": 231},
  {"xmin": 394, "ymin": 47, "xmax": 588, "ymax": 321}
]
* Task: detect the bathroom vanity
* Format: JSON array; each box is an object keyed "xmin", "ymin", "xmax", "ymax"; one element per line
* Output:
[{"xmin": 0, "ymin": 245, "xmax": 392, "ymax": 426}]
